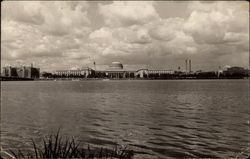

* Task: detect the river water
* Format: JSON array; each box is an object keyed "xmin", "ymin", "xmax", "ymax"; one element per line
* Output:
[{"xmin": 1, "ymin": 80, "xmax": 249, "ymax": 158}]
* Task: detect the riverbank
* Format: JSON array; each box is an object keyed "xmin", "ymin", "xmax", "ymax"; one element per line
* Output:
[
  {"xmin": 0, "ymin": 76, "xmax": 34, "ymax": 81},
  {"xmin": 1, "ymin": 75, "xmax": 248, "ymax": 81},
  {"xmin": 32, "ymin": 77, "xmax": 250, "ymax": 81}
]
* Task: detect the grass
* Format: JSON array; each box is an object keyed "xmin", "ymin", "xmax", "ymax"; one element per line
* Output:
[{"xmin": 4, "ymin": 130, "xmax": 134, "ymax": 159}]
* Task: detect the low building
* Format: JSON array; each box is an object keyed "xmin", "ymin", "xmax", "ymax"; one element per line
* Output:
[
  {"xmin": 135, "ymin": 69, "xmax": 148, "ymax": 78},
  {"xmin": 93, "ymin": 62, "xmax": 175, "ymax": 79},
  {"xmin": 136, "ymin": 69, "xmax": 174, "ymax": 78},
  {"xmin": 222, "ymin": 66, "xmax": 247, "ymax": 78},
  {"xmin": 55, "ymin": 67, "xmax": 94, "ymax": 78},
  {"xmin": 223, "ymin": 67, "xmax": 246, "ymax": 75}
]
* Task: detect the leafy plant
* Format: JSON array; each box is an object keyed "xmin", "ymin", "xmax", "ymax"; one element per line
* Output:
[{"xmin": 5, "ymin": 130, "xmax": 134, "ymax": 159}]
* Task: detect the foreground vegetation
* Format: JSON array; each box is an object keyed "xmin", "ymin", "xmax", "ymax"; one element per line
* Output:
[{"xmin": 2, "ymin": 130, "xmax": 134, "ymax": 159}]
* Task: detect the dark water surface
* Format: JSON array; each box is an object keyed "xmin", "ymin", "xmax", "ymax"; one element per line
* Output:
[{"xmin": 1, "ymin": 80, "xmax": 249, "ymax": 158}]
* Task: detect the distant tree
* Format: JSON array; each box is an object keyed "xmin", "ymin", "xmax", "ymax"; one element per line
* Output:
[{"xmin": 41, "ymin": 72, "xmax": 53, "ymax": 78}]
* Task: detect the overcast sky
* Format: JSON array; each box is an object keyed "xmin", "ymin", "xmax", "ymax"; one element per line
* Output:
[{"xmin": 1, "ymin": 1, "xmax": 249, "ymax": 72}]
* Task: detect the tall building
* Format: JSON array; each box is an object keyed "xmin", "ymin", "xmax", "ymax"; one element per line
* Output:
[
  {"xmin": 16, "ymin": 66, "xmax": 40, "ymax": 78},
  {"xmin": 2, "ymin": 66, "xmax": 18, "ymax": 77},
  {"xmin": 2, "ymin": 66, "xmax": 40, "ymax": 79}
]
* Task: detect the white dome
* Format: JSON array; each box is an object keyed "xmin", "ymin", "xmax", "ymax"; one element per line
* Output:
[
  {"xmin": 109, "ymin": 62, "xmax": 123, "ymax": 70},
  {"xmin": 70, "ymin": 67, "xmax": 78, "ymax": 70},
  {"xmin": 112, "ymin": 62, "xmax": 121, "ymax": 64}
]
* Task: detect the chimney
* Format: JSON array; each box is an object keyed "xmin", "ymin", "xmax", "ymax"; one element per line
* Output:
[
  {"xmin": 189, "ymin": 59, "xmax": 191, "ymax": 73},
  {"xmin": 185, "ymin": 59, "xmax": 188, "ymax": 73},
  {"xmin": 31, "ymin": 63, "xmax": 33, "ymax": 68},
  {"xmin": 93, "ymin": 61, "xmax": 96, "ymax": 71}
]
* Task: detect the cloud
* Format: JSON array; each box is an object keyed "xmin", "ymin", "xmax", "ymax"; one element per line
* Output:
[
  {"xmin": 98, "ymin": 1, "xmax": 160, "ymax": 27},
  {"xmin": 184, "ymin": 1, "xmax": 249, "ymax": 44},
  {"xmin": 40, "ymin": 1, "xmax": 90, "ymax": 36},
  {"xmin": 223, "ymin": 32, "xmax": 248, "ymax": 43},
  {"xmin": 1, "ymin": 1, "xmax": 92, "ymax": 70},
  {"xmin": 2, "ymin": 1, "xmax": 90, "ymax": 36},
  {"xmin": 148, "ymin": 18, "xmax": 185, "ymax": 41},
  {"xmin": 89, "ymin": 27, "xmax": 114, "ymax": 44},
  {"xmin": 113, "ymin": 26, "xmax": 152, "ymax": 44},
  {"xmin": 1, "ymin": 1, "xmax": 249, "ymax": 71},
  {"xmin": 2, "ymin": 1, "xmax": 45, "ymax": 25}
]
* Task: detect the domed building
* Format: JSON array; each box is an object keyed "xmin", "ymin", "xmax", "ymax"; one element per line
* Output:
[
  {"xmin": 94, "ymin": 61, "xmax": 135, "ymax": 78},
  {"xmin": 109, "ymin": 62, "xmax": 123, "ymax": 70}
]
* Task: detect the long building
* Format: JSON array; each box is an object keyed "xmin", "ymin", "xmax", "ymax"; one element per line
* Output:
[
  {"xmin": 136, "ymin": 69, "xmax": 174, "ymax": 78},
  {"xmin": 54, "ymin": 62, "xmax": 174, "ymax": 79},
  {"xmin": 55, "ymin": 67, "xmax": 94, "ymax": 78}
]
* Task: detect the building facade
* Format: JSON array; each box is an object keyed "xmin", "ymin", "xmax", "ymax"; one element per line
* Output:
[
  {"xmin": 222, "ymin": 66, "xmax": 247, "ymax": 78},
  {"xmin": 16, "ymin": 66, "xmax": 40, "ymax": 78},
  {"xmin": 54, "ymin": 62, "xmax": 175, "ymax": 79},
  {"xmin": 55, "ymin": 67, "xmax": 94, "ymax": 78},
  {"xmin": 94, "ymin": 62, "xmax": 175, "ymax": 79},
  {"xmin": 136, "ymin": 69, "xmax": 174, "ymax": 78},
  {"xmin": 2, "ymin": 66, "xmax": 18, "ymax": 77},
  {"xmin": 2, "ymin": 66, "xmax": 40, "ymax": 79},
  {"xmin": 98, "ymin": 62, "xmax": 135, "ymax": 78}
]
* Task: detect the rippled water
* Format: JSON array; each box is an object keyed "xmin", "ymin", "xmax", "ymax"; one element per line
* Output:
[{"xmin": 1, "ymin": 80, "xmax": 249, "ymax": 158}]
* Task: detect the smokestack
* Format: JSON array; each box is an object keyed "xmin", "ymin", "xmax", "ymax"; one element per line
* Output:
[
  {"xmin": 185, "ymin": 59, "xmax": 187, "ymax": 73},
  {"xmin": 31, "ymin": 63, "xmax": 33, "ymax": 68},
  {"xmin": 189, "ymin": 59, "xmax": 191, "ymax": 73}
]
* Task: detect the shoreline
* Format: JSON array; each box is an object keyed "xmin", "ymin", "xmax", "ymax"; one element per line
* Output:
[{"xmin": 1, "ymin": 78, "xmax": 248, "ymax": 81}]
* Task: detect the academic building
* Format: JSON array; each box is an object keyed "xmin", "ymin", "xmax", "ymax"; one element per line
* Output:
[
  {"xmin": 2, "ymin": 65, "xmax": 40, "ymax": 79},
  {"xmin": 55, "ymin": 67, "xmax": 94, "ymax": 78},
  {"xmin": 55, "ymin": 61, "xmax": 174, "ymax": 79}
]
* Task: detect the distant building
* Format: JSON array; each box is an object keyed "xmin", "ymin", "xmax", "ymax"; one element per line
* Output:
[
  {"xmin": 98, "ymin": 62, "xmax": 135, "ymax": 78},
  {"xmin": 136, "ymin": 69, "xmax": 174, "ymax": 78},
  {"xmin": 223, "ymin": 66, "xmax": 247, "ymax": 77},
  {"xmin": 216, "ymin": 66, "xmax": 223, "ymax": 77},
  {"xmin": 2, "ymin": 65, "xmax": 40, "ymax": 79},
  {"xmin": 16, "ymin": 66, "xmax": 40, "ymax": 78},
  {"xmin": 54, "ymin": 62, "xmax": 175, "ymax": 79},
  {"xmin": 55, "ymin": 67, "xmax": 94, "ymax": 78},
  {"xmin": 109, "ymin": 61, "xmax": 123, "ymax": 70},
  {"xmin": 224, "ymin": 67, "xmax": 245, "ymax": 73},
  {"xmin": 136, "ymin": 69, "xmax": 148, "ymax": 78},
  {"xmin": 2, "ymin": 66, "xmax": 18, "ymax": 77}
]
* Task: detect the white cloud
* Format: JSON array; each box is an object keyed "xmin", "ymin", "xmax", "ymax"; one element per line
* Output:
[
  {"xmin": 1, "ymin": 1, "xmax": 92, "ymax": 70},
  {"xmin": 1, "ymin": 1, "xmax": 249, "ymax": 71},
  {"xmin": 40, "ymin": 2, "xmax": 90, "ymax": 36},
  {"xmin": 2, "ymin": 1, "xmax": 90, "ymax": 36},
  {"xmin": 2, "ymin": 1, "xmax": 45, "ymax": 25},
  {"xmin": 89, "ymin": 27, "xmax": 113, "ymax": 41},
  {"xmin": 184, "ymin": 1, "xmax": 249, "ymax": 44},
  {"xmin": 148, "ymin": 18, "xmax": 185, "ymax": 41},
  {"xmin": 98, "ymin": 1, "xmax": 159, "ymax": 27}
]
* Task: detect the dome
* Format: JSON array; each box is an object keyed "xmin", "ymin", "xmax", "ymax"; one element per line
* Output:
[
  {"xmin": 223, "ymin": 65, "xmax": 231, "ymax": 70},
  {"xmin": 109, "ymin": 62, "xmax": 123, "ymax": 70}
]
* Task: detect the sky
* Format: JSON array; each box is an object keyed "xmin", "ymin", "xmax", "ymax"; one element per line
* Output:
[{"xmin": 1, "ymin": 1, "xmax": 249, "ymax": 72}]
